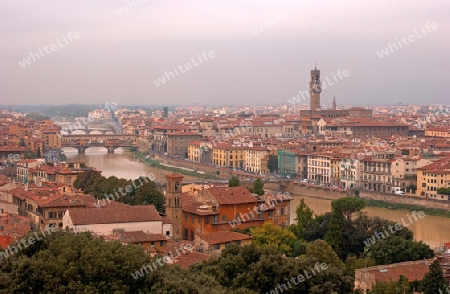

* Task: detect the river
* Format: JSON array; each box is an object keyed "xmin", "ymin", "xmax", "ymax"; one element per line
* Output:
[{"xmin": 65, "ymin": 148, "xmax": 450, "ymax": 248}]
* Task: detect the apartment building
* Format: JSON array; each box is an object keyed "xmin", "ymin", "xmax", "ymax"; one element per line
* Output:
[
  {"xmin": 212, "ymin": 143, "xmax": 245, "ymax": 169},
  {"xmin": 188, "ymin": 141, "xmax": 212, "ymax": 165},
  {"xmin": 391, "ymin": 157, "xmax": 432, "ymax": 189},
  {"xmin": 359, "ymin": 155, "xmax": 394, "ymax": 193},
  {"xmin": 339, "ymin": 156, "xmax": 361, "ymax": 189},
  {"xmin": 244, "ymin": 147, "xmax": 269, "ymax": 174},
  {"xmin": 416, "ymin": 158, "xmax": 450, "ymax": 200},
  {"xmin": 308, "ymin": 154, "xmax": 332, "ymax": 184}
]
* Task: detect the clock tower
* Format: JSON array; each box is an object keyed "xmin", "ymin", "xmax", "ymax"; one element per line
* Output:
[
  {"xmin": 309, "ymin": 65, "xmax": 322, "ymax": 112},
  {"xmin": 165, "ymin": 173, "xmax": 183, "ymax": 240}
]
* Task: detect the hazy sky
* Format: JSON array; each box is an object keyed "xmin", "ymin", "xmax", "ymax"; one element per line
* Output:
[{"xmin": 1, "ymin": 0, "xmax": 449, "ymax": 107}]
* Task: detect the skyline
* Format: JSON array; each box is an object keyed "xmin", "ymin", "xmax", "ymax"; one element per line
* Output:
[{"xmin": 2, "ymin": 0, "xmax": 449, "ymax": 106}]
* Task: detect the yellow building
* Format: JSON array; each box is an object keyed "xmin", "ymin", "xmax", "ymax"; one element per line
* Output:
[
  {"xmin": 425, "ymin": 127, "xmax": 450, "ymax": 138},
  {"xmin": 195, "ymin": 231, "xmax": 252, "ymax": 256},
  {"xmin": 416, "ymin": 158, "xmax": 450, "ymax": 200},
  {"xmin": 188, "ymin": 141, "xmax": 212, "ymax": 164},
  {"xmin": 245, "ymin": 147, "xmax": 269, "ymax": 174},
  {"xmin": 330, "ymin": 155, "xmax": 341, "ymax": 186},
  {"xmin": 212, "ymin": 143, "xmax": 245, "ymax": 169},
  {"xmin": 188, "ymin": 141, "xmax": 201, "ymax": 162}
]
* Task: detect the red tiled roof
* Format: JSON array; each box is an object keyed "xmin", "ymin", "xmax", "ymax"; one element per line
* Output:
[
  {"xmin": 207, "ymin": 186, "xmax": 257, "ymax": 205},
  {"xmin": 67, "ymin": 204, "xmax": 162, "ymax": 225},
  {"xmin": 166, "ymin": 173, "xmax": 184, "ymax": 179},
  {"xmin": 118, "ymin": 231, "xmax": 167, "ymax": 243},
  {"xmin": 171, "ymin": 251, "xmax": 210, "ymax": 269},
  {"xmin": 361, "ymin": 259, "xmax": 433, "ymax": 283},
  {"xmin": 197, "ymin": 231, "xmax": 252, "ymax": 245}
]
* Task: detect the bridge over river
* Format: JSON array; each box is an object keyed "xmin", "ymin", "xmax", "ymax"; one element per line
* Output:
[{"xmin": 61, "ymin": 134, "xmax": 138, "ymax": 153}]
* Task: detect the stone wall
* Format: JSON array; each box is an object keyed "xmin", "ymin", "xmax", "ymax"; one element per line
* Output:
[
  {"xmin": 266, "ymin": 181, "xmax": 450, "ymax": 210},
  {"xmin": 359, "ymin": 191, "xmax": 450, "ymax": 210}
]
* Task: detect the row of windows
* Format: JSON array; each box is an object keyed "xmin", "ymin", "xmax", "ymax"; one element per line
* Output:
[{"xmin": 48, "ymin": 211, "xmax": 64, "ymax": 219}]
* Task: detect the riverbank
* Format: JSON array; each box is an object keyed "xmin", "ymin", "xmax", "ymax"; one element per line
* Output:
[
  {"xmin": 363, "ymin": 199, "xmax": 450, "ymax": 218},
  {"xmin": 284, "ymin": 184, "xmax": 450, "ymax": 219},
  {"xmin": 134, "ymin": 151, "xmax": 221, "ymax": 180}
]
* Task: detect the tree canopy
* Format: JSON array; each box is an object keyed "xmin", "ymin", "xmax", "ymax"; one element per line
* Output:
[
  {"xmin": 228, "ymin": 176, "xmax": 240, "ymax": 187},
  {"xmin": 252, "ymin": 178, "xmax": 264, "ymax": 196}
]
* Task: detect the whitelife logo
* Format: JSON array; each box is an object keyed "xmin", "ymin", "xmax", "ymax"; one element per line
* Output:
[
  {"xmin": 250, "ymin": 1, "xmax": 313, "ymax": 35},
  {"xmin": 153, "ymin": 50, "xmax": 215, "ymax": 87},
  {"xmin": 363, "ymin": 211, "xmax": 425, "ymax": 247},
  {"xmin": 376, "ymin": 22, "xmax": 438, "ymax": 59},
  {"xmin": 18, "ymin": 31, "xmax": 81, "ymax": 68},
  {"xmin": 288, "ymin": 69, "xmax": 350, "ymax": 106}
]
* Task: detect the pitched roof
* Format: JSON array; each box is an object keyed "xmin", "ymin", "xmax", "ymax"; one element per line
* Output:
[
  {"xmin": 197, "ymin": 231, "xmax": 253, "ymax": 245},
  {"xmin": 207, "ymin": 186, "xmax": 257, "ymax": 205},
  {"xmin": 118, "ymin": 231, "xmax": 167, "ymax": 243},
  {"xmin": 67, "ymin": 204, "xmax": 162, "ymax": 225},
  {"xmin": 166, "ymin": 173, "xmax": 184, "ymax": 179},
  {"xmin": 358, "ymin": 259, "xmax": 433, "ymax": 283},
  {"xmin": 171, "ymin": 251, "xmax": 211, "ymax": 269}
]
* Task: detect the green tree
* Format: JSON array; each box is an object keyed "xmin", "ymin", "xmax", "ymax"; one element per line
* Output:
[
  {"xmin": 290, "ymin": 198, "xmax": 314, "ymax": 239},
  {"xmin": 370, "ymin": 236, "xmax": 434, "ymax": 265},
  {"xmin": 25, "ymin": 112, "xmax": 50, "ymax": 120},
  {"xmin": 304, "ymin": 212, "xmax": 332, "ymax": 242},
  {"xmin": 420, "ymin": 260, "xmax": 448, "ymax": 294},
  {"xmin": 344, "ymin": 255, "xmax": 376, "ymax": 276},
  {"xmin": 250, "ymin": 222, "xmax": 296, "ymax": 255},
  {"xmin": 19, "ymin": 138, "xmax": 26, "ymax": 147},
  {"xmin": 252, "ymin": 178, "xmax": 264, "ymax": 196},
  {"xmin": 324, "ymin": 212, "xmax": 347, "ymax": 260},
  {"xmin": 305, "ymin": 239, "xmax": 345, "ymax": 270},
  {"xmin": 437, "ymin": 187, "xmax": 450, "ymax": 195},
  {"xmin": 133, "ymin": 179, "xmax": 165, "ymax": 212},
  {"xmin": 229, "ymin": 176, "xmax": 240, "ymax": 187},
  {"xmin": 331, "ymin": 197, "xmax": 365, "ymax": 221},
  {"xmin": 73, "ymin": 170, "xmax": 103, "ymax": 194},
  {"xmin": 267, "ymin": 155, "xmax": 278, "ymax": 173}
]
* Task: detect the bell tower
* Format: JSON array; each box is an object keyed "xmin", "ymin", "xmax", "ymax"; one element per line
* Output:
[
  {"xmin": 309, "ymin": 65, "xmax": 322, "ymax": 112},
  {"xmin": 165, "ymin": 173, "xmax": 183, "ymax": 240}
]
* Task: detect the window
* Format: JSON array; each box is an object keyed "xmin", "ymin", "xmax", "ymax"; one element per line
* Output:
[
  {"xmin": 213, "ymin": 244, "xmax": 220, "ymax": 250},
  {"xmin": 160, "ymin": 241, "xmax": 164, "ymax": 247},
  {"xmin": 212, "ymin": 216, "xmax": 218, "ymax": 224},
  {"xmin": 185, "ymin": 213, "xmax": 188, "ymax": 221},
  {"xmin": 221, "ymin": 215, "xmax": 227, "ymax": 221},
  {"xmin": 205, "ymin": 216, "xmax": 210, "ymax": 224},
  {"xmin": 280, "ymin": 207, "xmax": 285, "ymax": 215}
]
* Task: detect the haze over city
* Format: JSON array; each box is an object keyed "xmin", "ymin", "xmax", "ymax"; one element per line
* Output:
[{"xmin": 2, "ymin": 0, "xmax": 449, "ymax": 106}]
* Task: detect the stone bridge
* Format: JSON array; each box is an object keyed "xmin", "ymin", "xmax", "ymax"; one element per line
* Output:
[{"xmin": 61, "ymin": 134, "xmax": 138, "ymax": 153}]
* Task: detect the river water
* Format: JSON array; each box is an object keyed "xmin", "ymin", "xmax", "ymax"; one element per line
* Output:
[{"xmin": 64, "ymin": 148, "xmax": 450, "ymax": 248}]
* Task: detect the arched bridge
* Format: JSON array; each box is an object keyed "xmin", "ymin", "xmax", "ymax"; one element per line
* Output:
[{"xmin": 61, "ymin": 134, "xmax": 138, "ymax": 153}]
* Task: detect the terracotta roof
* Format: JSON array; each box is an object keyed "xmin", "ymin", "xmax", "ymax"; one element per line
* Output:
[
  {"xmin": 207, "ymin": 186, "xmax": 257, "ymax": 205},
  {"xmin": 170, "ymin": 251, "xmax": 210, "ymax": 269},
  {"xmin": 197, "ymin": 231, "xmax": 252, "ymax": 245},
  {"xmin": 182, "ymin": 193, "xmax": 218, "ymax": 216},
  {"xmin": 359, "ymin": 259, "xmax": 433, "ymax": 283},
  {"xmin": 166, "ymin": 173, "xmax": 184, "ymax": 179},
  {"xmin": 67, "ymin": 204, "xmax": 162, "ymax": 225},
  {"xmin": 118, "ymin": 231, "xmax": 167, "ymax": 243},
  {"xmin": 0, "ymin": 146, "xmax": 27, "ymax": 152},
  {"xmin": 168, "ymin": 132, "xmax": 202, "ymax": 136}
]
